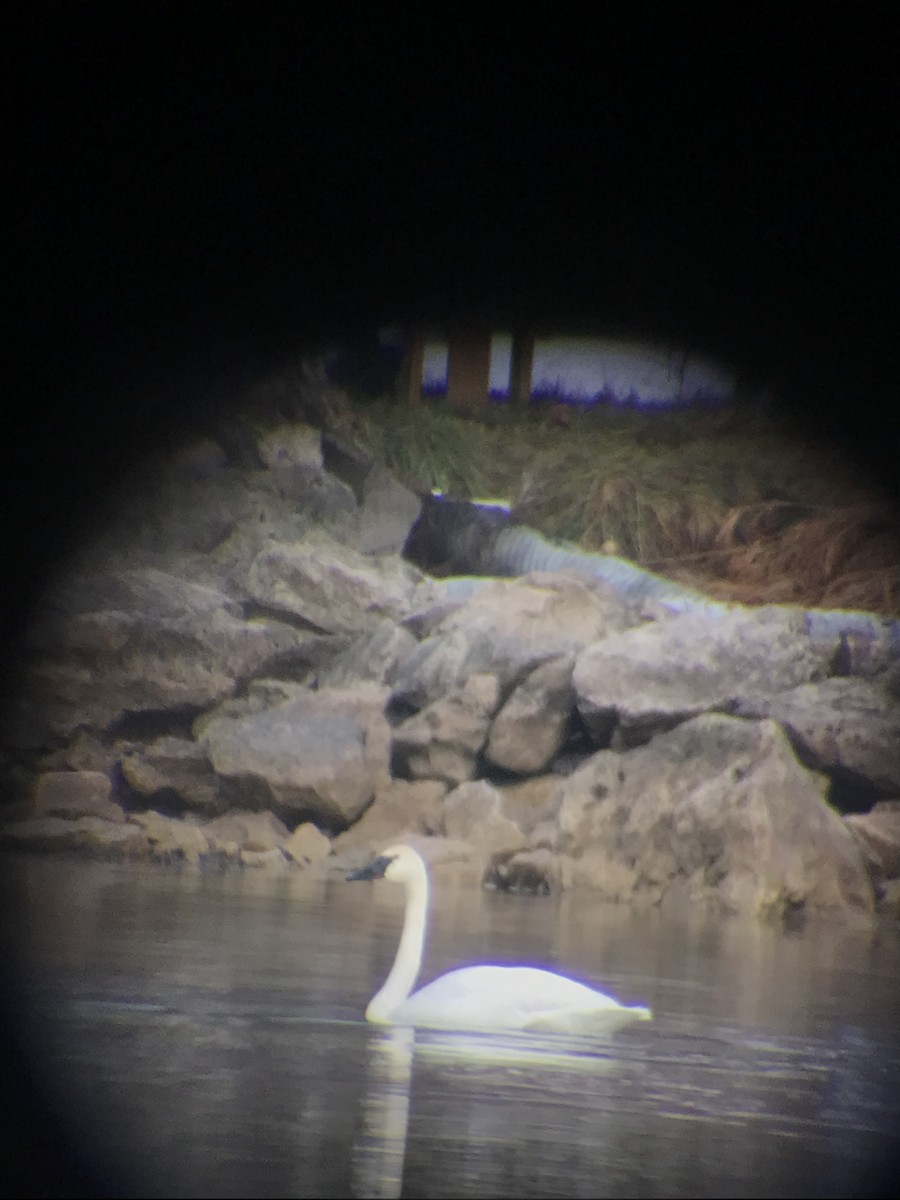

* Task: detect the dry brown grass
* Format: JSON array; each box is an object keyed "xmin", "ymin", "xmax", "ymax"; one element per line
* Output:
[{"xmin": 704, "ymin": 506, "xmax": 900, "ymax": 613}]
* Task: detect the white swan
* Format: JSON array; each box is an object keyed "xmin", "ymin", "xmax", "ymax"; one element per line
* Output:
[{"xmin": 347, "ymin": 844, "xmax": 652, "ymax": 1034}]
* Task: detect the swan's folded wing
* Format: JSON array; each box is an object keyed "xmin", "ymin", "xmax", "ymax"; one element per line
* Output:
[{"xmin": 397, "ymin": 965, "xmax": 651, "ymax": 1033}]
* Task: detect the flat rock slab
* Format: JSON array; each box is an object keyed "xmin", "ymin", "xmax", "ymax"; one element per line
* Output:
[{"xmin": 574, "ymin": 606, "xmax": 838, "ymax": 745}]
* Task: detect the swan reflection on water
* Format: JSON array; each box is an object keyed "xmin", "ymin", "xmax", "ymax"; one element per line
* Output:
[
  {"xmin": 352, "ymin": 1018, "xmax": 628, "ymax": 1200},
  {"xmin": 353, "ymin": 1025, "xmax": 415, "ymax": 1200},
  {"xmin": 346, "ymin": 845, "xmax": 652, "ymax": 1034}
]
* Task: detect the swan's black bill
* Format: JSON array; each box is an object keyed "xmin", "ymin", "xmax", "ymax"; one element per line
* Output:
[{"xmin": 346, "ymin": 854, "xmax": 393, "ymax": 883}]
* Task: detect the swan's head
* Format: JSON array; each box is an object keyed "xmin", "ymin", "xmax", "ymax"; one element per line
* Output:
[{"xmin": 346, "ymin": 843, "xmax": 426, "ymax": 886}]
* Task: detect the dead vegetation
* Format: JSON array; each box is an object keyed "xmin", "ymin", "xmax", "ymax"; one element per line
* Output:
[{"xmin": 698, "ymin": 504, "xmax": 900, "ymax": 613}]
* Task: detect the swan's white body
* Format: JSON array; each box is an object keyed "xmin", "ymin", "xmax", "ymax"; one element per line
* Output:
[{"xmin": 347, "ymin": 844, "xmax": 652, "ymax": 1035}]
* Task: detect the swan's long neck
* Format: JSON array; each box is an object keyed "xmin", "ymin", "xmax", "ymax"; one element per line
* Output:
[{"xmin": 366, "ymin": 861, "xmax": 429, "ymax": 1023}]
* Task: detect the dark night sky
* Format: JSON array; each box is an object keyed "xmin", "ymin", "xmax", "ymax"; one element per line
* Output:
[{"xmin": 4, "ymin": 5, "xmax": 900, "ymax": 567}]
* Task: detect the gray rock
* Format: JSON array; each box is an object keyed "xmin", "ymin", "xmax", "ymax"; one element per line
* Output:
[
  {"xmin": 736, "ymin": 676, "xmax": 900, "ymax": 797},
  {"xmin": 316, "ymin": 620, "xmax": 418, "ymax": 687},
  {"xmin": 119, "ymin": 737, "xmax": 223, "ymax": 813},
  {"xmin": 256, "ymin": 422, "xmax": 323, "ymax": 470},
  {"xmin": 434, "ymin": 570, "xmax": 639, "ymax": 651},
  {"xmin": 192, "ymin": 679, "xmax": 315, "ymax": 737},
  {"xmin": 803, "ymin": 609, "xmax": 900, "ymax": 671},
  {"xmin": 131, "ymin": 810, "xmax": 211, "ymax": 864},
  {"xmin": 553, "ymin": 713, "xmax": 873, "ymax": 919},
  {"xmin": 399, "ymin": 597, "xmax": 468, "ymax": 640},
  {"xmin": 391, "ymin": 673, "xmax": 501, "ymax": 785},
  {"xmin": 441, "ymin": 780, "xmax": 528, "ymax": 860},
  {"xmin": 283, "ymin": 822, "xmax": 332, "ymax": 866},
  {"xmin": 330, "ymin": 779, "xmax": 447, "ymax": 856},
  {"xmin": 357, "ymin": 462, "xmax": 422, "ymax": 555},
  {"xmin": 387, "ymin": 628, "xmax": 508, "ymax": 712},
  {"xmin": 202, "ymin": 685, "xmax": 391, "ymax": 829},
  {"xmin": 494, "ymin": 776, "xmax": 563, "ymax": 833},
  {"xmin": 77, "ymin": 455, "xmax": 357, "ymax": 572},
  {"xmin": 205, "ymin": 809, "xmax": 291, "ymax": 853},
  {"xmin": 485, "ymin": 654, "xmax": 575, "ymax": 774},
  {"xmin": 574, "ymin": 606, "xmax": 837, "ymax": 746},
  {"xmin": 41, "ymin": 732, "xmax": 118, "ymax": 775},
  {"xmin": 32, "ymin": 770, "xmax": 125, "ymax": 823},
  {"xmin": 242, "ymin": 536, "xmax": 428, "ymax": 635},
  {"xmin": 10, "ymin": 568, "xmax": 311, "ymax": 744}
]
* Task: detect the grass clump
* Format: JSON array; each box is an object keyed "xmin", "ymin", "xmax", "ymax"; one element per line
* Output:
[{"xmin": 352, "ymin": 400, "xmax": 523, "ymax": 499}]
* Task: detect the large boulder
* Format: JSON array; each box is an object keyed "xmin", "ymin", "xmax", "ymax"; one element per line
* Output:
[
  {"xmin": 391, "ymin": 673, "xmax": 502, "ymax": 785},
  {"xmin": 193, "ymin": 678, "xmax": 323, "ymax": 732},
  {"xmin": 316, "ymin": 619, "xmax": 418, "ymax": 688},
  {"xmin": 82, "ymin": 444, "xmax": 360, "ymax": 574},
  {"xmin": 9, "ymin": 568, "xmax": 312, "ymax": 746},
  {"xmin": 440, "ymin": 780, "xmax": 528, "ymax": 860},
  {"xmin": 736, "ymin": 676, "xmax": 900, "ymax": 798},
  {"xmin": 40, "ymin": 731, "xmax": 120, "ymax": 775},
  {"xmin": 573, "ymin": 606, "xmax": 838, "ymax": 747},
  {"xmin": 131, "ymin": 811, "xmax": 211, "ymax": 864},
  {"xmin": 387, "ymin": 628, "xmax": 512, "ymax": 713},
  {"xmin": 119, "ymin": 736, "xmax": 223, "ymax": 814},
  {"xmin": 485, "ymin": 653, "xmax": 575, "ymax": 774},
  {"xmin": 256, "ymin": 422, "xmax": 323, "ymax": 470},
  {"xmin": 553, "ymin": 713, "xmax": 874, "ymax": 919},
  {"xmin": 32, "ymin": 769, "xmax": 125, "ymax": 823},
  {"xmin": 283, "ymin": 821, "xmax": 332, "ymax": 866},
  {"xmin": 200, "ymin": 465, "xmax": 361, "ymax": 570},
  {"xmin": 201, "ymin": 683, "xmax": 391, "ymax": 830},
  {"xmin": 356, "ymin": 462, "xmax": 422, "ymax": 556},
  {"xmin": 241, "ymin": 535, "xmax": 432, "ymax": 635},
  {"xmin": 330, "ymin": 778, "xmax": 447, "ymax": 855},
  {"xmin": 494, "ymin": 775, "xmax": 563, "ymax": 833},
  {"xmin": 204, "ymin": 809, "xmax": 291, "ymax": 853},
  {"xmin": 432, "ymin": 570, "xmax": 639, "ymax": 649}
]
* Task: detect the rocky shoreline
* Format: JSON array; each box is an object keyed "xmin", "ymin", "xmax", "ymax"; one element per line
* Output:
[{"xmin": 2, "ymin": 371, "xmax": 899, "ymax": 922}]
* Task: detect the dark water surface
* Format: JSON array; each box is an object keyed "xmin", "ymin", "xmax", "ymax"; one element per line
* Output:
[{"xmin": 2, "ymin": 854, "xmax": 898, "ymax": 1198}]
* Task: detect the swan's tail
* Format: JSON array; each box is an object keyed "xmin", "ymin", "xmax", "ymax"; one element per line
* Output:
[{"xmin": 524, "ymin": 1003, "xmax": 652, "ymax": 1036}]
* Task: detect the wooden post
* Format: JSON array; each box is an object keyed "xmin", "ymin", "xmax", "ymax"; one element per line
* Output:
[
  {"xmin": 446, "ymin": 324, "xmax": 492, "ymax": 417},
  {"xmin": 508, "ymin": 328, "xmax": 535, "ymax": 408},
  {"xmin": 397, "ymin": 325, "xmax": 426, "ymax": 406}
]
